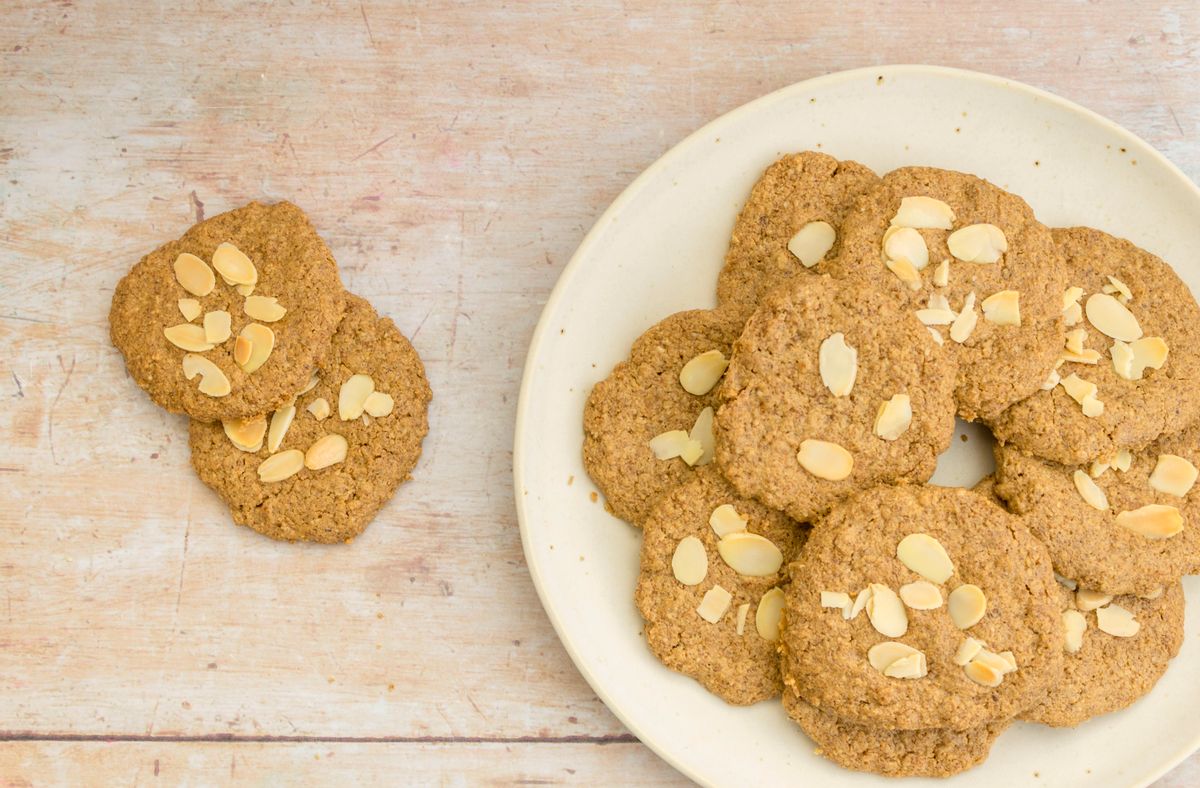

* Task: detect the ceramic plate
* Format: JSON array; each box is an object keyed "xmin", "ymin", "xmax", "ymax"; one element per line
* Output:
[{"xmin": 514, "ymin": 65, "xmax": 1200, "ymax": 787}]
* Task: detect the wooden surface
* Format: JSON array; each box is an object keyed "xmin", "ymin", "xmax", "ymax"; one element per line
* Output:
[{"xmin": 2, "ymin": 1, "xmax": 1199, "ymax": 784}]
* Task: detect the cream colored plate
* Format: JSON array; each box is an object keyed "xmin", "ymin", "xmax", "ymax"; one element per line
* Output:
[{"xmin": 514, "ymin": 65, "xmax": 1200, "ymax": 787}]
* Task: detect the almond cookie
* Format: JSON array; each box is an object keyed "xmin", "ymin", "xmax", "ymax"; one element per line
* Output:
[
  {"xmin": 1021, "ymin": 581, "xmax": 1184, "ymax": 727},
  {"xmin": 634, "ymin": 466, "xmax": 807, "ymax": 705},
  {"xmin": 715, "ymin": 275, "xmax": 956, "ymax": 523},
  {"xmin": 782, "ymin": 688, "xmax": 1009, "ymax": 778},
  {"xmin": 828, "ymin": 166, "xmax": 1066, "ymax": 421},
  {"xmin": 110, "ymin": 201, "xmax": 347, "ymax": 422},
  {"xmin": 715, "ymin": 151, "xmax": 878, "ymax": 317},
  {"xmin": 583, "ymin": 308, "xmax": 745, "ymax": 527},
  {"xmin": 989, "ymin": 227, "xmax": 1200, "ymax": 465},
  {"xmin": 779, "ymin": 484, "xmax": 1063, "ymax": 731},
  {"xmin": 189, "ymin": 294, "xmax": 430, "ymax": 543},
  {"xmin": 993, "ymin": 426, "xmax": 1200, "ymax": 596}
]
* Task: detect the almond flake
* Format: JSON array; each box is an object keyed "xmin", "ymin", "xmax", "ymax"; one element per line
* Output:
[
  {"xmin": 306, "ymin": 397, "xmax": 331, "ymax": 421},
  {"xmin": 1102, "ymin": 275, "xmax": 1133, "ymax": 303},
  {"xmin": 949, "ymin": 291, "xmax": 978, "ymax": 343},
  {"xmin": 211, "ymin": 242, "xmax": 258, "ymax": 286},
  {"xmin": 928, "ymin": 293, "xmax": 951, "ymax": 311},
  {"xmin": 891, "ymin": 196, "xmax": 955, "ymax": 229},
  {"xmin": 1118, "ymin": 337, "xmax": 1168, "ymax": 380},
  {"xmin": 865, "ymin": 583, "xmax": 908, "ymax": 638},
  {"xmin": 820, "ymin": 590, "xmax": 851, "ymax": 609},
  {"xmin": 867, "ymin": 641, "xmax": 925, "ymax": 677},
  {"xmin": 1041, "ymin": 368, "xmax": 1061, "ymax": 390},
  {"xmin": 953, "ymin": 637, "xmax": 986, "ymax": 666},
  {"xmin": 874, "ymin": 394, "xmax": 912, "ymax": 441},
  {"xmin": 755, "ymin": 587, "xmax": 786, "ymax": 640},
  {"xmin": 339, "ymin": 374, "xmax": 376, "ymax": 420},
  {"xmin": 947, "ymin": 223, "xmax": 1007, "ymax": 263},
  {"xmin": 1065, "ymin": 329, "xmax": 1088, "ymax": 355},
  {"xmin": 932, "ymin": 258, "xmax": 950, "ymax": 287},
  {"xmin": 234, "ymin": 336, "xmax": 252, "ymax": 366},
  {"xmin": 1061, "ymin": 348, "xmax": 1102, "ymax": 365},
  {"xmin": 173, "ymin": 252, "xmax": 216, "ymax": 296},
  {"xmin": 1062, "ymin": 609, "xmax": 1087, "ymax": 653},
  {"xmin": 267, "ymin": 405, "xmax": 296, "ymax": 453},
  {"xmin": 304, "ymin": 433, "xmax": 348, "ymax": 471},
  {"xmin": 915, "ymin": 308, "xmax": 957, "ymax": 326},
  {"xmin": 222, "ymin": 416, "xmax": 266, "ymax": 453},
  {"xmin": 787, "ymin": 221, "xmax": 836, "ymax": 268},
  {"xmin": 257, "ymin": 449, "xmax": 304, "ymax": 482},
  {"xmin": 847, "ymin": 587, "xmax": 871, "ymax": 620},
  {"xmin": 1085, "ymin": 293, "xmax": 1142, "ymax": 341},
  {"xmin": 235, "ymin": 283, "xmax": 255, "ymax": 297},
  {"xmin": 886, "ymin": 257, "xmax": 922, "ymax": 290},
  {"xmin": 363, "ymin": 391, "xmax": 395, "ymax": 418},
  {"xmin": 1115, "ymin": 504, "xmax": 1184, "ymax": 539},
  {"xmin": 981, "ymin": 290, "xmax": 1020, "ymax": 326},
  {"xmin": 1072, "ymin": 469, "xmax": 1109, "ymax": 511},
  {"xmin": 1149, "ymin": 454, "xmax": 1199, "ymax": 497},
  {"xmin": 948, "ymin": 584, "xmax": 986, "ymax": 629},
  {"xmin": 882, "ymin": 226, "xmax": 930, "ymax": 270},
  {"xmin": 671, "ymin": 536, "xmax": 708, "ymax": 586},
  {"xmin": 973, "ymin": 649, "xmax": 1017, "ymax": 675},
  {"xmin": 689, "ymin": 406, "xmax": 715, "ymax": 466},
  {"xmin": 1141, "ymin": 587, "xmax": 1165, "ymax": 600},
  {"xmin": 1095, "ymin": 603, "xmax": 1140, "ymax": 637},
  {"xmin": 896, "ymin": 533, "xmax": 954, "ymax": 583},
  {"xmin": 1113, "ymin": 449, "xmax": 1132, "ymax": 472},
  {"xmin": 697, "ymin": 585, "xmax": 733, "ymax": 624},
  {"xmin": 1075, "ymin": 589, "xmax": 1112, "ymax": 612},
  {"xmin": 884, "ymin": 653, "xmax": 928, "ymax": 679},
  {"xmin": 717, "ymin": 532, "xmax": 783, "ymax": 577},
  {"xmin": 243, "ymin": 295, "xmax": 288, "ymax": 322},
  {"xmin": 181, "ymin": 354, "xmax": 231, "ymax": 397},
  {"xmin": 203, "ymin": 310, "xmax": 232, "ymax": 344},
  {"xmin": 735, "ymin": 603, "xmax": 750, "ymax": 635},
  {"xmin": 164, "ymin": 323, "xmax": 215, "ymax": 352},
  {"xmin": 178, "ymin": 298, "xmax": 202, "ymax": 322},
  {"xmin": 963, "ymin": 658, "xmax": 1004, "ymax": 687},
  {"xmin": 927, "ymin": 327, "xmax": 944, "ymax": 345},
  {"xmin": 797, "ymin": 439, "xmax": 853, "ymax": 481},
  {"xmin": 818, "ymin": 333, "xmax": 857, "ymax": 397},
  {"xmin": 1055, "ymin": 573, "xmax": 1079, "ymax": 591},
  {"xmin": 898, "ymin": 580, "xmax": 942, "ymax": 610},
  {"xmin": 649, "ymin": 430, "xmax": 702, "ymax": 465},
  {"xmin": 679, "ymin": 349, "xmax": 729, "ymax": 395},
  {"xmin": 237, "ymin": 323, "xmax": 275, "ymax": 374},
  {"xmin": 709, "ymin": 504, "xmax": 748, "ymax": 537},
  {"xmin": 1063, "ymin": 302, "xmax": 1083, "ymax": 326},
  {"xmin": 1063, "ymin": 286, "xmax": 1085, "ymax": 310}
]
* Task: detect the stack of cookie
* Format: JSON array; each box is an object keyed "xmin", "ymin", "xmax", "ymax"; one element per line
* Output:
[
  {"xmin": 110, "ymin": 201, "xmax": 431, "ymax": 543},
  {"xmin": 583, "ymin": 152, "xmax": 1195, "ymax": 777}
]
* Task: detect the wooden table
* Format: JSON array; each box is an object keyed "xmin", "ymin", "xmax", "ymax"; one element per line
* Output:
[{"xmin": 2, "ymin": 1, "xmax": 1198, "ymax": 783}]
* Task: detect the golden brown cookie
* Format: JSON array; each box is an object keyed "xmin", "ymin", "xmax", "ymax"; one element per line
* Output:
[
  {"xmin": 828, "ymin": 166, "xmax": 1066, "ymax": 421},
  {"xmin": 715, "ymin": 151, "xmax": 878, "ymax": 317},
  {"xmin": 583, "ymin": 308, "xmax": 745, "ymax": 527},
  {"xmin": 634, "ymin": 466, "xmax": 807, "ymax": 705},
  {"xmin": 715, "ymin": 275, "xmax": 956, "ymax": 523},
  {"xmin": 110, "ymin": 201, "xmax": 347, "ymax": 421},
  {"xmin": 189, "ymin": 294, "xmax": 430, "ymax": 543},
  {"xmin": 779, "ymin": 484, "xmax": 1063, "ymax": 731},
  {"xmin": 989, "ymin": 226, "xmax": 1200, "ymax": 465}
]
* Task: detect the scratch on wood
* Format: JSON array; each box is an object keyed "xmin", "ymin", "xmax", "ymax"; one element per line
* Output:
[
  {"xmin": 47, "ymin": 353, "xmax": 77, "ymax": 466},
  {"xmin": 10, "ymin": 370, "xmax": 23, "ymax": 398},
  {"xmin": 359, "ymin": 1, "xmax": 377, "ymax": 47},
  {"xmin": 189, "ymin": 190, "xmax": 205, "ymax": 223},
  {"xmin": 350, "ymin": 133, "xmax": 397, "ymax": 162}
]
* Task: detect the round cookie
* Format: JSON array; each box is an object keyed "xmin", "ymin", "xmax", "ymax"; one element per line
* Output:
[
  {"xmin": 993, "ymin": 424, "xmax": 1200, "ymax": 596},
  {"xmin": 189, "ymin": 294, "xmax": 430, "ymax": 543},
  {"xmin": 111, "ymin": 201, "xmax": 347, "ymax": 422},
  {"xmin": 989, "ymin": 226, "xmax": 1200, "ymax": 465},
  {"xmin": 634, "ymin": 466, "xmax": 807, "ymax": 705},
  {"xmin": 779, "ymin": 484, "xmax": 1063, "ymax": 731},
  {"xmin": 1020, "ymin": 581, "xmax": 1184, "ymax": 727},
  {"xmin": 828, "ymin": 166, "xmax": 1066, "ymax": 421},
  {"xmin": 782, "ymin": 689, "xmax": 1009, "ymax": 778},
  {"xmin": 715, "ymin": 274, "xmax": 956, "ymax": 523},
  {"xmin": 583, "ymin": 308, "xmax": 745, "ymax": 527},
  {"xmin": 715, "ymin": 151, "xmax": 878, "ymax": 317}
]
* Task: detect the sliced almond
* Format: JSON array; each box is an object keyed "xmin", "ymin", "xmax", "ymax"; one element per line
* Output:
[
  {"xmin": 181, "ymin": 354, "xmax": 231, "ymax": 397},
  {"xmin": 1063, "ymin": 302, "xmax": 1083, "ymax": 327},
  {"xmin": 257, "ymin": 449, "xmax": 304, "ymax": 483},
  {"xmin": 950, "ymin": 291, "xmax": 978, "ymax": 343},
  {"xmin": 305, "ymin": 433, "xmax": 348, "ymax": 470},
  {"xmin": 867, "ymin": 641, "xmax": 923, "ymax": 673},
  {"xmin": 299, "ymin": 371, "xmax": 320, "ymax": 396},
  {"xmin": 1061, "ymin": 348, "xmax": 1102, "ymax": 365},
  {"xmin": 689, "ymin": 406, "xmax": 715, "ymax": 466},
  {"xmin": 211, "ymin": 242, "xmax": 258, "ymax": 286},
  {"xmin": 649, "ymin": 430, "xmax": 702, "ymax": 464},
  {"xmin": 1116, "ymin": 336, "xmax": 1169, "ymax": 380},
  {"xmin": 797, "ymin": 439, "xmax": 853, "ymax": 481},
  {"xmin": 1072, "ymin": 470, "xmax": 1109, "ymax": 511},
  {"xmin": 820, "ymin": 590, "xmax": 851, "ymax": 609},
  {"xmin": 915, "ymin": 308, "xmax": 957, "ymax": 326},
  {"xmin": 1081, "ymin": 395, "xmax": 1104, "ymax": 418},
  {"xmin": 717, "ymin": 532, "xmax": 784, "ymax": 577},
  {"xmin": 1085, "ymin": 293, "xmax": 1142, "ymax": 342},
  {"xmin": 896, "ymin": 533, "xmax": 954, "ymax": 583},
  {"xmin": 1113, "ymin": 449, "xmax": 1133, "ymax": 472},
  {"xmin": 1141, "ymin": 587, "xmax": 1165, "ymax": 600},
  {"xmin": 981, "ymin": 290, "xmax": 1020, "ymax": 326},
  {"xmin": 363, "ymin": 391, "xmax": 395, "ymax": 418},
  {"xmin": 222, "ymin": 416, "xmax": 267, "ymax": 453},
  {"xmin": 709, "ymin": 504, "xmax": 748, "ymax": 537},
  {"xmin": 886, "ymin": 257, "xmax": 922, "ymax": 291},
  {"xmin": 1041, "ymin": 368, "xmax": 1061, "ymax": 390},
  {"xmin": 973, "ymin": 649, "xmax": 1017, "ymax": 675},
  {"xmin": 891, "ymin": 196, "xmax": 955, "ymax": 229},
  {"xmin": 1075, "ymin": 589, "xmax": 1112, "ymax": 612},
  {"xmin": 243, "ymin": 295, "xmax": 288, "ymax": 323},
  {"xmin": 237, "ymin": 323, "xmax": 275, "ymax": 374},
  {"xmin": 1149, "ymin": 454, "xmax": 1199, "ymax": 497},
  {"xmin": 235, "ymin": 283, "xmax": 255, "ymax": 297},
  {"xmin": 963, "ymin": 658, "xmax": 1003, "ymax": 687},
  {"xmin": 735, "ymin": 603, "xmax": 750, "ymax": 636},
  {"xmin": 928, "ymin": 293, "xmax": 951, "ymax": 311},
  {"xmin": 847, "ymin": 587, "xmax": 872, "ymax": 621},
  {"xmin": 306, "ymin": 397, "xmax": 331, "ymax": 421},
  {"xmin": 1115, "ymin": 504, "xmax": 1184, "ymax": 539},
  {"xmin": 882, "ymin": 226, "xmax": 930, "ymax": 270},
  {"xmin": 932, "ymin": 258, "xmax": 950, "ymax": 287},
  {"xmin": 267, "ymin": 405, "xmax": 296, "ymax": 453},
  {"xmin": 755, "ymin": 587, "xmax": 786, "ymax": 641},
  {"xmin": 697, "ymin": 585, "xmax": 733, "ymax": 624},
  {"xmin": 1063, "ymin": 286, "xmax": 1085, "ymax": 310},
  {"xmin": 884, "ymin": 653, "xmax": 928, "ymax": 679},
  {"xmin": 953, "ymin": 637, "xmax": 986, "ymax": 666},
  {"xmin": 1103, "ymin": 275, "xmax": 1133, "ymax": 303},
  {"xmin": 1062, "ymin": 609, "xmax": 1087, "ymax": 653},
  {"xmin": 947, "ymin": 224, "xmax": 1007, "ymax": 264},
  {"xmin": 898, "ymin": 580, "xmax": 942, "ymax": 610},
  {"xmin": 1056, "ymin": 573, "xmax": 1079, "ymax": 591},
  {"xmin": 818, "ymin": 333, "xmax": 857, "ymax": 397},
  {"xmin": 1060, "ymin": 372, "xmax": 1097, "ymax": 406},
  {"xmin": 1065, "ymin": 329, "xmax": 1088, "ymax": 355},
  {"xmin": 1096, "ymin": 603, "xmax": 1140, "ymax": 637},
  {"xmin": 927, "ymin": 327, "xmax": 944, "ymax": 346},
  {"xmin": 679, "ymin": 349, "xmax": 728, "ymax": 395},
  {"xmin": 339, "ymin": 374, "xmax": 376, "ymax": 420},
  {"xmin": 865, "ymin": 583, "xmax": 908, "ymax": 638},
  {"xmin": 203, "ymin": 310, "xmax": 232, "ymax": 344},
  {"xmin": 234, "ymin": 335, "xmax": 253, "ymax": 366},
  {"xmin": 173, "ymin": 252, "xmax": 216, "ymax": 296},
  {"xmin": 164, "ymin": 324, "xmax": 216, "ymax": 352},
  {"xmin": 178, "ymin": 298, "xmax": 202, "ymax": 322},
  {"xmin": 874, "ymin": 394, "xmax": 912, "ymax": 441},
  {"xmin": 671, "ymin": 536, "xmax": 708, "ymax": 586},
  {"xmin": 948, "ymin": 584, "xmax": 986, "ymax": 629},
  {"xmin": 787, "ymin": 221, "xmax": 836, "ymax": 268}
]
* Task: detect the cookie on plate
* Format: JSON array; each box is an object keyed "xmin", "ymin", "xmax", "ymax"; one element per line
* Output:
[
  {"xmin": 828, "ymin": 166, "xmax": 1066, "ymax": 421},
  {"xmin": 635, "ymin": 466, "xmax": 807, "ymax": 704},
  {"xmin": 189, "ymin": 294, "xmax": 430, "ymax": 543},
  {"xmin": 715, "ymin": 151, "xmax": 878, "ymax": 316},
  {"xmin": 715, "ymin": 274, "xmax": 956, "ymax": 523},
  {"xmin": 583, "ymin": 308, "xmax": 745, "ymax": 527},
  {"xmin": 1020, "ymin": 581, "xmax": 1184, "ymax": 727},
  {"xmin": 993, "ymin": 425, "xmax": 1200, "ymax": 596},
  {"xmin": 989, "ymin": 226, "xmax": 1200, "ymax": 465},
  {"xmin": 110, "ymin": 201, "xmax": 347, "ymax": 422},
  {"xmin": 779, "ymin": 484, "xmax": 1063, "ymax": 731}
]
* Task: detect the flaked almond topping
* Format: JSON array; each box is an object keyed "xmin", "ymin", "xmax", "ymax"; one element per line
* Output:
[
  {"xmin": 306, "ymin": 397, "xmax": 331, "ymax": 421},
  {"xmin": 212, "ymin": 242, "xmax": 258, "ymax": 286},
  {"xmin": 243, "ymin": 295, "xmax": 287, "ymax": 322},
  {"xmin": 339, "ymin": 373, "xmax": 376, "ymax": 420},
  {"xmin": 1113, "ymin": 449, "xmax": 1132, "ymax": 472},
  {"xmin": 797, "ymin": 439, "xmax": 853, "ymax": 481},
  {"xmin": 1063, "ymin": 609, "xmax": 1087, "ymax": 653},
  {"xmin": 1115, "ymin": 504, "xmax": 1184, "ymax": 539},
  {"xmin": 787, "ymin": 221, "xmax": 837, "ymax": 268},
  {"xmin": 1090, "ymin": 458, "xmax": 1111, "ymax": 478},
  {"xmin": 953, "ymin": 637, "xmax": 986, "ymax": 666},
  {"xmin": 1085, "ymin": 293, "xmax": 1142, "ymax": 342},
  {"xmin": 1055, "ymin": 573, "xmax": 1079, "ymax": 591},
  {"xmin": 755, "ymin": 587, "xmax": 786, "ymax": 641},
  {"xmin": 847, "ymin": 587, "xmax": 871, "ymax": 621},
  {"xmin": 257, "ymin": 449, "xmax": 304, "ymax": 483},
  {"xmin": 689, "ymin": 406, "xmax": 715, "ymax": 466},
  {"xmin": 305, "ymin": 433, "xmax": 348, "ymax": 470},
  {"xmin": 1103, "ymin": 275, "xmax": 1133, "ymax": 303},
  {"xmin": 949, "ymin": 291, "xmax": 978, "ymax": 343},
  {"xmin": 679, "ymin": 349, "xmax": 729, "ymax": 395},
  {"xmin": 981, "ymin": 290, "xmax": 1020, "ymax": 326},
  {"xmin": 1063, "ymin": 286, "xmax": 1085, "ymax": 310},
  {"xmin": 947, "ymin": 223, "xmax": 1007, "ymax": 264},
  {"xmin": 948, "ymin": 584, "xmax": 987, "ymax": 629},
  {"xmin": 1081, "ymin": 395, "xmax": 1104, "ymax": 418},
  {"xmin": 932, "ymin": 258, "xmax": 950, "ymax": 287},
  {"xmin": 927, "ymin": 327, "xmax": 944, "ymax": 346},
  {"xmin": 1096, "ymin": 603, "xmax": 1140, "ymax": 637},
  {"xmin": 222, "ymin": 415, "xmax": 266, "ymax": 453},
  {"xmin": 1113, "ymin": 336, "xmax": 1169, "ymax": 381},
  {"xmin": 867, "ymin": 641, "xmax": 926, "ymax": 676},
  {"xmin": 1072, "ymin": 469, "xmax": 1109, "ymax": 511},
  {"xmin": 820, "ymin": 590, "xmax": 851, "ymax": 609},
  {"xmin": 883, "ymin": 653, "xmax": 927, "ymax": 679},
  {"xmin": 237, "ymin": 323, "xmax": 275, "ymax": 374},
  {"xmin": 1141, "ymin": 587, "xmax": 1165, "ymax": 600},
  {"xmin": 173, "ymin": 252, "xmax": 216, "ymax": 296},
  {"xmin": 178, "ymin": 298, "xmax": 202, "ymax": 322},
  {"xmin": 1063, "ymin": 302, "xmax": 1083, "ymax": 326},
  {"xmin": 649, "ymin": 429, "xmax": 703, "ymax": 465},
  {"xmin": 973, "ymin": 649, "xmax": 1017, "ymax": 675},
  {"xmin": 671, "ymin": 536, "xmax": 708, "ymax": 586},
  {"xmin": 1061, "ymin": 348, "xmax": 1102, "ymax": 365},
  {"xmin": 363, "ymin": 391, "xmax": 395, "ymax": 418},
  {"xmin": 267, "ymin": 405, "xmax": 296, "ymax": 453},
  {"xmin": 1060, "ymin": 373, "xmax": 1103, "ymax": 418},
  {"xmin": 866, "ymin": 583, "xmax": 908, "ymax": 638},
  {"xmin": 235, "ymin": 283, "xmax": 255, "ymax": 297},
  {"xmin": 898, "ymin": 580, "xmax": 942, "ymax": 610},
  {"xmin": 891, "ymin": 196, "xmax": 955, "ymax": 229},
  {"xmin": 709, "ymin": 504, "xmax": 748, "ymax": 537},
  {"xmin": 717, "ymin": 532, "xmax": 783, "ymax": 577},
  {"xmin": 234, "ymin": 335, "xmax": 253, "ymax": 366},
  {"xmin": 873, "ymin": 394, "xmax": 912, "ymax": 441},
  {"xmin": 1149, "ymin": 454, "xmax": 1199, "ymax": 497},
  {"xmin": 963, "ymin": 658, "xmax": 1003, "ymax": 687},
  {"xmin": 735, "ymin": 603, "xmax": 750, "ymax": 636},
  {"xmin": 1041, "ymin": 368, "xmax": 1061, "ymax": 390},
  {"xmin": 203, "ymin": 310, "xmax": 232, "ymax": 344},
  {"xmin": 1065, "ymin": 329, "xmax": 1087, "ymax": 355},
  {"xmin": 181, "ymin": 354, "xmax": 231, "ymax": 397},
  {"xmin": 896, "ymin": 533, "xmax": 954, "ymax": 583},
  {"xmin": 697, "ymin": 585, "xmax": 733, "ymax": 624},
  {"xmin": 1075, "ymin": 589, "xmax": 1112, "ymax": 612},
  {"xmin": 882, "ymin": 226, "xmax": 930, "ymax": 270},
  {"xmin": 886, "ymin": 257, "xmax": 922, "ymax": 291},
  {"xmin": 164, "ymin": 323, "xmax": 216, "ymax": 352},
  {"xmin": 818, "ymin": 333, "xmax": 857, "ymax": 397},
  {"xmin": 299, "ymin": 371, "xmax": 320, "ymax": 395},
  {"xmin": 928, "ymin": 293, "xmax": 951, "ymax": 311},
  {"xmin": 915, "ymin": 308, "xmax": 956, "ymax": 326}
]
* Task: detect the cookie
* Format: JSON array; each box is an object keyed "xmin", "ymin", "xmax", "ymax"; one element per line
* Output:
[
  {"xmin": 828, "ymin": 166, "xmax": 1066, "ymax": 421},
  {"xmin": 583, "ymin": 308, "xmax": 745, "ymax": 527},
  {"xmin": 782, "ymin": 688, "xmax": 1009, "ymax": 778},
  {"xmin": 715, "ymin": 151, "xmax": 878, "ymax": 317},
  {"xmin": 715, "ymin": 274, "xmax": 956, "ymax": 522},
  {"xmin": 993, "ymin": 425, "xmax": 1200, "ymax": 596},
  {"xmin": 779, "ymin": 484, "xmax": 1063, "ymax": 731},
  {"xmin": 1020, "ymin": 581, "xmax": 1184, "ymax": 727},
  {"xmin": 634, "ymin": 466, "xmax": 807, "ymax": 705},
  {"xmin": 989, "ymin": 226, "xmax": 1200, "ymax": 465},
  {"xmin": 110, "ymin": 201, "xmax": 347, "ymax": 422},
  {"xmin": 189, "ymin": 294, "xmax": 430, "ymax": 543}
]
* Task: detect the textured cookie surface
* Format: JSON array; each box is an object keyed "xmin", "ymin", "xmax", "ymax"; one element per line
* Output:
[
  {"xmin": 190, "ymin": 294, "xmax": 430, "ymax": 543},
  {"xmin": 783, "ymin": 689, "xmax": 1009, "ymax": 778},
  {"xmin": 715, "ymin": 275, "xmax": 956, "ymax": 522},
  {"xmin": 1021, "ymin": 582, "xmax": 1184, "ymax": 727},
  {"xmin": 990, "ymin": 226, "xmax": 1200, "ymax": 464},
  {"xmin": 780, "ymin": 484, "xmax": 1063, "ymax": 731},
  {"xmin": 829, "ymin": 166, "xmax": 1065, "ymax": 421},
  {"xmin": 583, "ymin": 308, "xmax": 745, "ymax": 527},
  {"xmin": 993, "ymin": 427, "xmax": 1200, "ymax": 596},
  {"xmin": 635, "ymin": 467, "xmax": 806, "ymax": 705},
  {"xmin": 110, "ymin": 201, "xmax": 347, "ymax": 421},
  {"xmin": 715, "ymin": 151, "xmax": 878, "ymax": 316}
]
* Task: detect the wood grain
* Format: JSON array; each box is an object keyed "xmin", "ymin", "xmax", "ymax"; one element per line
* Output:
[{"xmin": 1, "ymin": 0, "xmax": 1197, "ymax": 782}]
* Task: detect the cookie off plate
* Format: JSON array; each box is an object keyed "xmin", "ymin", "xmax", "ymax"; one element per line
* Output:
[{"xmin": 514, "ymin": 65, "xmax": 1200, "ymax": 786}]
